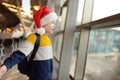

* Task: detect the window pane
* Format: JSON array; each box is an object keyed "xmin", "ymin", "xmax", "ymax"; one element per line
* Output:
[
  {"xmin": 85, "ymin": 27, "xmax": 120, "ymax": 80},
  {"xmin": 92, "ymin": 0, "xmax": 120, "ymax": 21},
  {"xmin": 57, "ymin": 5, "xmax": 67, "ymax": 31},
  {"xmin": 70, "ymin": 32, "xmax": 80, "ymax": 77},
  {"xmin": 53, "ymin": 34, "xmax": 63, "ymax": 61},
  {"xmin": 76, "ymin": 0, "xmax": 84, "ymax": 25}
]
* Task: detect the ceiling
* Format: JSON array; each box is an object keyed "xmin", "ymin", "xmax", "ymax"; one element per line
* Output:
[
  {"xmin": 0, "ymin": 0, "xmax": 47, "ymax": 6},
  {"xmin": 0, "ymin": 0, "xmax": 48, "ymax": 29}
]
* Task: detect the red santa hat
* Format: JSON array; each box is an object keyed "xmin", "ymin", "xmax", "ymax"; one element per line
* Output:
[{"xmin": 33, "ymin": 6, "xmax": 58, "ymax": 34}]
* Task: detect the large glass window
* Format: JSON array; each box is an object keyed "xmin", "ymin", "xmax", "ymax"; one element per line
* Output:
[
  {"xmin": 92, "ymin": 0, "xmax": 120, "ymax": 21},
  {"xmin": 52, "ymin": 1, "xmax": 67, "ymax": 60},
  {"xmin": 85, "ymin": 27, "xmax": 120, "ymax": 80}
]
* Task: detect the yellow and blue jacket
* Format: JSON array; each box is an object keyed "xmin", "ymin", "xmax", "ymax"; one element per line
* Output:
[{"xmin": 3, "ymin": 33, "xmax": 53, "ymax": 80}]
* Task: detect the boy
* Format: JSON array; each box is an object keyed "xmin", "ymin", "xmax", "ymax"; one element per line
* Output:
[{"xmin": 0, "ymin": 6, "xmax": 58, "ymax": 80}]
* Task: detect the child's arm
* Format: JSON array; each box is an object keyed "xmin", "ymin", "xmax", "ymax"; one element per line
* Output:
[
  {"xmin": 0, "ymin": 34, "xmax": 36, "ymax": 79},
  {"xmin": 3, "ymin": 50, "xmax": 26, "ymax": 69},
  {"xmin": 0, "ymin": 48, "xmax": 30, "ymax": 79}
]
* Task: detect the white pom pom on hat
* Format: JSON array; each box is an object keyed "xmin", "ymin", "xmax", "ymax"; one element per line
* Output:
[
  {"xmin": 33, "ymin": 6, "xmax": 58, "ymax": 35},
  {"xmin": 36, "ymin": 27, "xmax": 45, "ymax": 35}
]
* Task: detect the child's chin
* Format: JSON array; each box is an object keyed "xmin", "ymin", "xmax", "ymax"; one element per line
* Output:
[{"xmin": 50, "ymin": 32, "xmax": 53, "ymax": 34}]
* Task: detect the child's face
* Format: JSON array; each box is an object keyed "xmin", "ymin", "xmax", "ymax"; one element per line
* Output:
[{"xmin": 43, "ymin": 21, "xmax": 56, "ymax": 34}]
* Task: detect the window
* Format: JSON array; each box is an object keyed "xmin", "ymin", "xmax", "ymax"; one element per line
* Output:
[
  {"xmin": 92, "ymin": 0, "xmax": 120, "ymax": 21},
  {"xmin": 85, "ymin": 27, "xmax": 120, "ymax": 80}
]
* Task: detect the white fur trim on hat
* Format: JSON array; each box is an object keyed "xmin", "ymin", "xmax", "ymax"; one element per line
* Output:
[
  {"xmin": 36, "ymin": 27, "xmax": 45, "ymax": 35},
  {"xmin": 40, "ymin": 12, "xmax": 58, "ymax": 27}
]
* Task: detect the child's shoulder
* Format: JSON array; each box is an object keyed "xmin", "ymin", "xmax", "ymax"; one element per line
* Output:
[
  {"xmin": 26, "ymin": 33, "xmax": 37, "ymax": 44},
  {"xmin": 40, "ymin": 35, "xmax": 52, "ymax": 46}
]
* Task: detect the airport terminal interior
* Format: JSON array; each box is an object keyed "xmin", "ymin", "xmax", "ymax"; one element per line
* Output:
[{"xmin": 0, "ymin": 0, "xmax": 120, "ymax": 80}]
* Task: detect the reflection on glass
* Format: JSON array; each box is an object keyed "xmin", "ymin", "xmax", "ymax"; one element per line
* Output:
[
  {"xmin": 70, "ymin": 32, "xmax": 80, "ymax": 77},
  {"xmin": 57, "ymin": 6, "xmax": 67, "ymax": 31},
  {"xmin": 92, "ymin": 0, "xmax": 120, "ymax": 21},
  {"xmin": 85, "ymin": 27, "xmax": 120, "ymax": 80}
]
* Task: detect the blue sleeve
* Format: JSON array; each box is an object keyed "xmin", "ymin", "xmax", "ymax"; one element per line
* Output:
[{"xmin": 3, "ymin": 50, "xmax": 26, "ymax": 70}]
